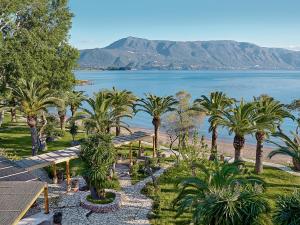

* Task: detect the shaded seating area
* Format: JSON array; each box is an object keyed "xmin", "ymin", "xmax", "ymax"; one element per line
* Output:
[
  {"xmin": 0, "ymin": 181, "xmax": 49, "ymax": 225},
  {"xmin": 15, "ymin": 131, "xmax": 154, "ymax": 191},
  {"xmin": 0, "ymin": 157, "xmax": 38, "ymax": 182}
]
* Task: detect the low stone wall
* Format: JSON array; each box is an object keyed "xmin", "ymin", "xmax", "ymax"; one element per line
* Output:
[{"xmin": 80, "ymin": 189, "xmax": 122, "ymax": 213}]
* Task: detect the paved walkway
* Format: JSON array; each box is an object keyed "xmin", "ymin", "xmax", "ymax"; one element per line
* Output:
[{"xmin": 36, "ymin": 164, "xmax": 168, "ymax": 225}]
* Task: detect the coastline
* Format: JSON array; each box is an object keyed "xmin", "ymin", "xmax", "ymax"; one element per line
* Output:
[{"xmin": 128, "ymin": 126, "xmax": 292, "ymax": 165}]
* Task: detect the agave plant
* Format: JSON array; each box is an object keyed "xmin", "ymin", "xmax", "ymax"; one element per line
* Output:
[
  {"xmin": 188, "ymin": 186, "xmax": 270, "ymax": 225},
  {"xmin": 268, "ymin": 132, "xmax": 300, "ymax": 171},
  {"xmin": 273, "ymin": 190, "xmax": 300, "ymax": 225},
  {"xmin": 174, "ymin": 161, "xmax": 267, "ymax": 225}
]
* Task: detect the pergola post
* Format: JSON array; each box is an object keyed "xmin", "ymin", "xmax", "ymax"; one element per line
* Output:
[
  {"xmin": 138, "ymin": 140, "xmax": 142, "ymax": 158},
  {"xmin": 52, "ymin": 164, "xmax": 57, "ymax": 184},
  {"xmin": 129, "ymin": 143, "xmax": 133, "ymax": 166},
  {"xmin": 44, "ymin": 185, "xmax": 49, "ymax": 214},
  {"xmin": 66, "ymin": 160, "xmax": 71, "ymax": 192}
]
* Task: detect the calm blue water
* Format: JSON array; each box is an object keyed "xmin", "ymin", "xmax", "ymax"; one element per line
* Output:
[{"xmin": 75, "ymin": 70, "xmax": 300, "ymax": 143}]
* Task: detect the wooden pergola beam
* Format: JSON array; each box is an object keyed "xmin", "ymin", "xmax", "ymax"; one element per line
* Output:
[{"xmin": 44, "ymin": 185, "xmax": 49, "ymax": 214}]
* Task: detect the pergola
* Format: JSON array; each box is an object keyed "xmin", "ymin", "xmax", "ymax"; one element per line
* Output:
[
  {"xmin": 0, "ymin": 181, "xmax": 49, "ymax": 225},
  {"xmin": 16, "ymin": 131, "xmax": 154, "ymax": 191},
  {"xmin": 0, "ymin": 157, "xmax": 38, "ymax": 182}
]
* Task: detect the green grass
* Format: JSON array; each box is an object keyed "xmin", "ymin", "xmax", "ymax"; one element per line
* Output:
[
  {"xmin": 0, "ymin": 118, "xmax": 157, "ymax": 179},
  {"xmin": 86, "ymin": 192, "xmax": 116, "ymax": 204},
  {"xmin": 142, "ymin": 162, "xmax": 300, "ymax": 225}
]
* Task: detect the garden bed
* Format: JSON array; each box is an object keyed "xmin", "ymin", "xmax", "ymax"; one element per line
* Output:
[{"xmin": 80, "ymin": 189, "xmax": 122, "ymax": 213}]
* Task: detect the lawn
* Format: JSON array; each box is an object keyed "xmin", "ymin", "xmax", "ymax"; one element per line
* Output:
[
  {"xmin": 0, "ymin": 116, "xmax": 157, "ymax": 178},
  {"xmin": 143, "ymin": 162, "xmax": 300, "ymax": 225}
]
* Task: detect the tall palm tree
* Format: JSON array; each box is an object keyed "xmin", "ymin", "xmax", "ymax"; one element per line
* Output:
[
  {"xmin": 69, "ymin": 90, "xmax": 86, "ymax": 117},
  {"xmin": 194, "ymin": 92, "xmax": 234, "ymax": 159},
  {"xmin": 11, "ymin": 77, "xmax": 59, "ymax": 156},
  {"xmin": 107, "ymin": 87, "xmax": 136, "ymax": 136},
  {"xmin": 83, "ymin": 91, "xmax": 126, "ymax": 134},
  {"xmin": 135, "ymin": 94, "xmax": 177, "ymax": 156},
  {"xmin": 212, "ymin": 100, "xmax": 256, "ymax": 161},
  {"xmin": 268, "ymin": 132, "xmax": 300, "ymax": 171},
  {"xmin": 253, "ymin": 96, "xmax": 291, "ymax": 174}
]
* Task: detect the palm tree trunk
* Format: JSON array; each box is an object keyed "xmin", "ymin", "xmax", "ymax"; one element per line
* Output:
[
  {"xmin": 152, "ymin": 117, "xmax": 161, "ymax": 157},
  {"xmin": 209, "ymin": 125, "xmax": 218, "ymax": 160},
  {"xmin": 233, "ymin": 135, "xmax": 245, "ymax": 162},
  {"xmin": 0, "ymin": 110, "xmax": 4, "ymax": 127},
  {"xmin": 90, "ymin": 186, "xmax": 100, "ymax": 200},
  {"xmin": 71, "ymin": 105, "xmax": 76, "ymax": 117},
  {"xmin": 59, "ymin": 114, "xmax": 66, "ymax": 131},
  {"xmin": 10, "ymin": 108, "xmax": 17, "ymax": 122},
  {"xmin": 292, "ymin": 158, "xmax": 300, "ymax": 171},
  {"xmin": 39, "ymin": 112, "xmax": 48, "ymax": 151},
  {"xmin": 27, "ymin": 116, "xmax": 39, "ymax": 156},
  {"xmin": 116, "ymin": 118, "xmax": 121, "ymax": 136},
  {"xmin": 154, "ymin": 125, "xmax": 158, "ymax": 157},
  {"xmin": 255, "ymin": 131, "xmax": 265, "ymax": 174}
]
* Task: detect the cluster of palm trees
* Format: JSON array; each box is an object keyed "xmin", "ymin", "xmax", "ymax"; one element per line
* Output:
[
  {"xmin": 194, "ymin": 93, "xmax": 294, "ymax": 174},
  {"xmin": 3, "ymin": 76, "xmax": 300, "ymax": 174}
]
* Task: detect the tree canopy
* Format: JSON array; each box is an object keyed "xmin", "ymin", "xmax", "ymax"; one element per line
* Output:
[{"xmin": 0, "ymin": 0, "xmax": 79, "ymax": 93}]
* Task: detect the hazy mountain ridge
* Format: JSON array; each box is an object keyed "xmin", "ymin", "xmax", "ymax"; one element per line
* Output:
[{"xmin": 79, "ymin": 37, "xmax": 300, "ymax": 70}]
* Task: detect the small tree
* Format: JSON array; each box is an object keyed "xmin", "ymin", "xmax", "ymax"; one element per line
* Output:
[
  {"xmin": 69, "ymin": 120, "xmax": 78, "ymax": 142},
  {"xmin": 80, "ymin": 133, "xmax": 116, "ymax": 200}
]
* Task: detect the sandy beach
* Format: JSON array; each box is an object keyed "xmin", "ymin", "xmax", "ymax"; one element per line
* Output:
[{"xmin": 128, "ymin": 127, "xmax": 292, "ymax": 166}]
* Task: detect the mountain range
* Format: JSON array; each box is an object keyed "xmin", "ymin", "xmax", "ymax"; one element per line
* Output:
[{"xmin": 78, "ymin": 37, "xmax": 300, "ymax": 70}]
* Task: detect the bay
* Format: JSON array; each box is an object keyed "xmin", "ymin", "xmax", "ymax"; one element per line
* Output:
[{"xmin": 75, "ymin": 70, "xmax": 300, "ymax": 143}]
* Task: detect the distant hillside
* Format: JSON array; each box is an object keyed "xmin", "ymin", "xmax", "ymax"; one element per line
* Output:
[{"xmin": 78, "ymin": 37, "xmax": 300, "ymax": 70}]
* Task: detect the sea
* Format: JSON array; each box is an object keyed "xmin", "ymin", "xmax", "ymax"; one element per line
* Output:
[{"xmin": 75, "ymin": 70, "xmax": 300, "ymax": 144}]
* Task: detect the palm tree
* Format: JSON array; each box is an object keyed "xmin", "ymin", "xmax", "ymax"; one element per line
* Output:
[
  {"xmin": 11, "ymin": 77, "xmax": 59, "ymax": 156},
  {"xmin": 80, "ymin": 133, "xmax": 115, "ymax": 200},
  {"xmin": 83, "ymin": 91, "xmax": 126, "ymax": 134},
  {"xmin": 107, "ymin": 87, "xmax": 136, "ymax": 136},
  {"xmin": 175, "ymin": 161, "xmax": 268, "ymax": 225},
  {"xmin": 253, "ymin": 96, "xmax": 291, "ymax": 174},
  {"xmin": 135, "ymin": 94, "xmax": 177, "ymax": 156},
  {"xmin": 194, "ymin": 92, "xmax": 234, "ymax": 159},
  {"xmin": 268, "ymin": 132, "xmax": 300, "ymax": 171},
  {"xmin": 212, "ymin": 100, "xmax": 256, "ymax": 161},
  {"xmin": 69, "ymin": 90, "xmax": 86, "ymax": 117}
]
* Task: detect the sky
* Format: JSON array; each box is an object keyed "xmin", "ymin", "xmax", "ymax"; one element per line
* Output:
[{"xmin": 69, "ymin": 0, "xmax": 300, "ymax": 50}]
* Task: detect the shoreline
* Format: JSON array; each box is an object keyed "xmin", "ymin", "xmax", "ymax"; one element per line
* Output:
[{"xmin": 128, "ymin": 126, "xmax": 292, "ymax": 166}]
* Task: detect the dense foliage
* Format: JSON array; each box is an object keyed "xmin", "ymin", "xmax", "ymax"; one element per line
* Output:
[{"xmin": 80, "ymin": 133, "xmax": 116, "ymax": 200}]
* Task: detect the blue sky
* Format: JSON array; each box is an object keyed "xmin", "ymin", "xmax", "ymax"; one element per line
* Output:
[{"xmin": 69, "ymin": 0, "xmax": 300, "ymax": 50}]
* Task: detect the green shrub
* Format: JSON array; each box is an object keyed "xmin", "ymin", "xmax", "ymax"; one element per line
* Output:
[
  {"xmin": 86, "ymin": 192, "xmax": 115, "ymax": 204},
  {"xmin": 273, "ymin": 190, "xmax": 300, "ymax": 225}
]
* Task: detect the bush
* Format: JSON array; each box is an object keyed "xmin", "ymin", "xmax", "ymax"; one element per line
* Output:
[
  {"xmin": 86, "ymin": 192, "xmax": 116, "ymax": 204},
  {"xmin": 273, "ymin": 190, "xmax": 300, "ymax": 225}
]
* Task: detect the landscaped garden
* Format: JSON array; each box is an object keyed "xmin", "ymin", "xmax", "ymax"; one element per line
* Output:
[{"xmin": 1, "ymin": 1, "xmax": 300, "ymax": 224}]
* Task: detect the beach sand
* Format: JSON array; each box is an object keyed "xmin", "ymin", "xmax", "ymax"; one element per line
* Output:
[{"xmin": 127, "ymin": 127, "xmax": 292, "ymax": 166}]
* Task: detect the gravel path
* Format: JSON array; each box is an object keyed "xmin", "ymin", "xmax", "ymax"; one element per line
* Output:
[{"xmin": 44, "ymin": 164, "xmax": 168, "ymax": 225}]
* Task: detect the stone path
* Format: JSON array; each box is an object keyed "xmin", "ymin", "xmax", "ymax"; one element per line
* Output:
[
  {"xmin": 242, "ymin": 158, "xmax": 300, "ymax": 177},
  {"xmin": 40, "ymin": 163, "xmax": 168, "ymax": 225}
]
